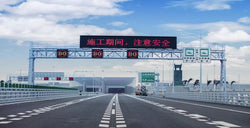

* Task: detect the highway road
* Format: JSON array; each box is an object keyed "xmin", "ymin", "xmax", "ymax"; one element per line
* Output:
[{"xmin": 0, "ymin": 94, "xmax": 249, "ymax": 128}]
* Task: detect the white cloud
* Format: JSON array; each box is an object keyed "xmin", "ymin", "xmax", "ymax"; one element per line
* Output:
[
  {"xmin": 7, "ymin": 0, "xmax": 132, "ymax": 21},
  {"xmin": 0, "ymin": 0, "xmax": 23, "ymax": 11},
  {"xmin": 163, "ymin": 18, "xmax": 250, "ymax": 43},
  {"xmin": 163, "ymin": 21, "xmax": 250, "ymax": 32},
  {"xmin": 168, "ymin": 0, "xmax": 242, "ymax": 11},
  {"xmin": 238, "ymin": 17, "xmax": 250, "ymax": 24},
  {"xmin": 204, "ymin": 27, "xmax": 250, "ymax": 43},
  {"xmin": 110, "ymin": 21, "xmax": 128, "ymax": 27},
  {"xmin": 0, "ymin": 16, "xmax": 136, "ymax": 45},
  {"xmin": 0, "ymin": 0, "xmax": 135, "ymax": 45}
]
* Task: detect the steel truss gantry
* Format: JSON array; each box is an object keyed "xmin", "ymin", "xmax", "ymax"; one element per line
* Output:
[{"xmin": 28, "ymin": 48, "xmax": 226, "ymax": 89}]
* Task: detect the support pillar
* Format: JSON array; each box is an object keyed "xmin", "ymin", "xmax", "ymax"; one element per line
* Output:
[{"xmin": 28, "ymin": 49, "xmax": 35, "ymax": 85}]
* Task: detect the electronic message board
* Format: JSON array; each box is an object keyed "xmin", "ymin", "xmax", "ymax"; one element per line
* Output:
[{"xmin": 80, "ymin": 36, "xmax": 176, "ymax": 49}]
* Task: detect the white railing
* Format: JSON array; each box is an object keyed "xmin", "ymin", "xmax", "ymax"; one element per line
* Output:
[
  {"xmin": 158, "ymin": 92, "xmax": 250, "ymax": 107},
  {"xmin": 0, "ymin": 83, "xmax": 79, "ymax": 104},
  {"xmin": 147, "ymin": 86, "xmax": 250, "ymax": 107}
]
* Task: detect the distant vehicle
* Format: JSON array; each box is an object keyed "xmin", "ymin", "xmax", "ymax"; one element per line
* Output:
[{"xmin": 135, "ymin": 86, "xmax": 147, "ymax": 96}]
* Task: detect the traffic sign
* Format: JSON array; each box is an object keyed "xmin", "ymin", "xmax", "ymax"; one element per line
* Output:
[
  {"xmin": 141, "ymin": 72, "xmax": 155, "ymax": 83},
  {"xmin": 183, "ymin": 48, "xmax": 196, "ymax": 63},
  {"xmin": 198, "ymin": 48, "xmax": 211, "ymax": 63}
]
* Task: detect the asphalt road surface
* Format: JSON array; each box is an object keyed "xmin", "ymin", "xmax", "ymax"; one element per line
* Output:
[{"xmin": 0, "ymin": 94, "xmax": 249, "ymax": 128}]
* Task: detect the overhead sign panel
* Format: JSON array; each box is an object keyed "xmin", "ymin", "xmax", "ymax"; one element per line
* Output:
[
  {"xmin": 80, "ymin": 35, "xmax": 176, "ymax": 49},
  {"xmin": 198, "ymin": 48, "xmax": 211, "ymax": 63},
  {"xmin": 183, "ymin": 48, "xmax": 196, "ymax": 63},
  {"xmin": 141, "ymin": 72, "xmax": 155, "ymax": 83}
]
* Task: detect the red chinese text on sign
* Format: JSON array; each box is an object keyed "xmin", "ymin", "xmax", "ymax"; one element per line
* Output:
[
  {"xmin": 152, "ymin": 40, "xmax": 161, "ymax": 46},
  {"xmin": 134, "ymin": 39, "xmax": 143, "ymax": 46},
  {"xmin": 106, "ymin": 39, "xmax": 115, "ymax": 46},
  {"xmin": 162, "ymin": 40, "xmax": 170, "ymax": 47},
  {"xmin": 143, "ymin": 39, "xmax": 151, "ymax": 46},
  {"xmin": 115, "ymin": 39, "xmax": 124, "ymax": 46},
  {"xmin": 87, "ymin": 39, "xmax": 95, "ymax": 46}
]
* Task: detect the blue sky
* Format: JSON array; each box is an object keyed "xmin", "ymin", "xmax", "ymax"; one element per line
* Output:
[{"xmin": 0, "ymin": 0, "xmax": 250, "ymax": 84}]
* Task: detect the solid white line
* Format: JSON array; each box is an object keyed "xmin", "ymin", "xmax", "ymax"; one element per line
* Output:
[{"xmin": 150, "ymin": 97, "xmax": 250, "ymax": 115}]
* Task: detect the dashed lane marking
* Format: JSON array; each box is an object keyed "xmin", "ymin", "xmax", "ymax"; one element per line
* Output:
[
  {"xmin": 0, "ymin": 117, "xmax": 6, "ymax": 120},
  {"xmin": 150, "ymin": 96, "xmax": 250, "ymax": 115},
  {"xmin": 0, "ymin": 121, "xmax": 12, "ymax": 124},
  {"xmin": 0, "ymin": 95, "xmax": 107, "ymax": 125},
  {"xmin": 99, "ymin": 124, "xmax": 109, "ymax": 128},
  {"xmin": 7, "ymin": 115, "xmax": 17, "ymax": 118},
  {"xmin": 126, "ymin": 94, "xmax": 241, "ymax": 128},
  {"xmin": 116, "ymin": 124, "xmax": 127, "ymax": 128},
  {"xmin": 101, "ymin": 120, "xmax": 110, "ymax": 124},
  {"xmin": 9, "ymin": 118, "xmax": 23, "ymax": 121},
  {"xmin": 112, "ymin": 109, "xmax": 115, "ymax": 114}
]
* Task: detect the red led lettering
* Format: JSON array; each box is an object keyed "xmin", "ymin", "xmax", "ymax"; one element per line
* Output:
[
  {"xmin": 162, "ymin": 40, "xmax": 170, "ymax": 47},
  {"xmin": 96, "ymin": 39, "xmax": 105, "ymax": 45},
  {"xmin": 87, "ymin": 39, "xmax": 95, "ymax": 46},
  {"xmin": 106, "ymin": 39, "xmax": 115, "ymax": 46},
  {"xmin": 134, "ymin": 39, "xmax": 143, "ymax": 46},
  {"xmin": 152, "ymin": 40, "xmax": 161, "ymax": 46},
  {"xmin": 143, "ymin": 39, "xmax": 151, "ymax": 46},
  {"xmin": 115, "ymin": 39, "xmax": 123, "ymax": 46}
]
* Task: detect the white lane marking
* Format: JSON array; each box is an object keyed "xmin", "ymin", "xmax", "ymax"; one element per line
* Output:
[
  {"xmin": 0, "ymin": 117, "xmax": 6, "ymax": 120},
  {"xmin": 0, "ymin": 95, "xmax": 107, "ymax": 125},
  {"xmin": 102, "ymin": 117, "xmax": 110, "ymax": 120},
  {"xmin": 21, "ymin": 115, "xmax": 31, "ymax": 118},
  {"xmin": 151, "ymin": 97, "xmax": 250, "ymax": 115},
  {"xmin": 116, "ymin": 124, "xmax": 127, "ymax": 128},
  {"xmin": 212, "ymin": 121, "xmax": 241, "ymax": 128},
  {"xmin": 113, "ymin": 103, "xmax": 115, "ymax": 106},
  {"xmin": 7, "ymin": 115, "xmax": 17, "ymax": 117},
  {"xmin": 116, "ymin": 118, "xmax": 124, "ymax": 120},
  {"xmin": 10, "ymin": 118, "xmax": 23, "ymax": 121},
  {"xmin": 112, "ymin": 109, "xmax": 115, "ymax": 115},
  {"xmin": 117, "ymin": 121, "xmax": 125, "ymax": 124},
  {"xmin": 116, "ymin": 115, "xmax": 123, "ymax": 118},
  {"xmin": 18, "ymin": 113, "xmax": 25, "ymax": 115},
  {"xmin": 0, "ymin": 121, "xmax": 12, "ymax": 124},
  {"xmin": 126, "ymin": 95, "xmax": 242, "ymax": 128},
  {"xmin": 101, "ymin": 120, "xmax": 110, "ymax": 123},
  {"xmin": 99, "ymin": 124, "xmax": 109, "ymax": 127}
]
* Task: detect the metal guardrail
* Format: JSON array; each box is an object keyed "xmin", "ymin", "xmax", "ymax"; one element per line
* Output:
[
  {"xmin": 0, "ymin": 83, "xmax": 79, "ymax": 104},
  {"xmin": 159, "ymin": 92, "xmax": 250, "ymax": 107}
]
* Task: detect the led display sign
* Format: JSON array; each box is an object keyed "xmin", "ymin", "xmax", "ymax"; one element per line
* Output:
[{"xmin": 80, "ymin": 36, "xmax": 176, "ymax": 49}]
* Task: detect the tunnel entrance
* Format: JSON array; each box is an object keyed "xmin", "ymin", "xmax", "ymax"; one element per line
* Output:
[{"xmin": 108, "ymin": 88, "xmax": 125, "ymax": 93}]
